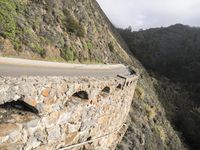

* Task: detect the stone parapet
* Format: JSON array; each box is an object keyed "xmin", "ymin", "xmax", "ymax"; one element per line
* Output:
[{"xmin": 0, "ymin": 75, "xmax": 138, "ymax": 149}]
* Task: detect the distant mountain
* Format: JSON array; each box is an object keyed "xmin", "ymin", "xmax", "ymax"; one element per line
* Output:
[{"xmin": 118, "ymin": 24, "xmax": 200, "ymax": 83}]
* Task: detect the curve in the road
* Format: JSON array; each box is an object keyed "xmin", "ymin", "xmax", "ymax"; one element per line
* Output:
[{"xmin": 0, "ymin": 57, "xmax": 130, "ymax": 77}]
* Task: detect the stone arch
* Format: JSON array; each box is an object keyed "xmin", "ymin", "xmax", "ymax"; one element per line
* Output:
[
  {"xmin": 0, "ymin": 97, "xmax": 39, "ymax": 114},
  {"xmin": 102, "ymin": 86, "xmax": 110, "ymax": 94},
  {"xmin": 72, "ymin": 91, "xmax": 89, "ymax": 100},
  {"xmin": 116, "ymin": 84, "xmax": 122, "ymax": 89}
]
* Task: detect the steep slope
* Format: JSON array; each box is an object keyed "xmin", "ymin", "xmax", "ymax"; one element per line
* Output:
[
  {"xmin": 117, "ymin": 70, "xmax": 186, "ymax": 150},
  {"xmin": 118, "ymin": 25, "xmax": 200, "ymax": 149},
  {"xmin": 0, "ymin": 0, "xmax": 131, "ymax": 64},
  {"xmin": 0, "ymin": 0, "xmax": 185, "ymax": 149}
]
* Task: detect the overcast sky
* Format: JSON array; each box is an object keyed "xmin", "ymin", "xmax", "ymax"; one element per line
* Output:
[{"xmin": 97, "ymin": 0, "xmax": 200, "ymax": 31}]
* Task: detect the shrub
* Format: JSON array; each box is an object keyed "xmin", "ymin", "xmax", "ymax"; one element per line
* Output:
[
  {"xmin": 86, "ymin": 42, "xmax": 93, "ymax": 50},
  {"xmin": 61, "ymin": 47, "xmax": 74, "ymax": 61},
  {"xmin": 13, "ymin": 38, "xmax": 21, "ymax": 51},
  {"xmin": 63, "ymin": 9, "xmax": 85, "ymax": 37},
  {"xmin": 0, "ymin": 0, "xmax": 17, "ymax": 39},
  {"xmin": 0, "ymin": 0, "xmax": 25, "ymax": 52},
  {"xmin": 31, "ymin": 43, "xmax": 46, "ymax": 58}
]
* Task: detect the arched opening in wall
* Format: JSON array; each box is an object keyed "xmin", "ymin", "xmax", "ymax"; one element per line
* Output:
[
  {"xmin": 72, "ymin": 91, "xmax": 89, "ymax": 100},
  {"xmin": 116, "ymin": 84, "xmax": 122, "ymax": 89},
  {"xmin": 126, "ymin": 82, "xmax": 129, "ymax": 87},
  {"xmin": 0, "ymin": 97, "xmax": 39, "ymax": 115},
  {"xmin": 102, "ymin": 87, "xmax": 110, "ymax": 94}
]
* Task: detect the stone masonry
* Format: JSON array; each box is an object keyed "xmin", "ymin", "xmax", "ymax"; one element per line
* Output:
[{"xmin": 0, "ymin": 75, "xmax": 138, "ymax": 150}]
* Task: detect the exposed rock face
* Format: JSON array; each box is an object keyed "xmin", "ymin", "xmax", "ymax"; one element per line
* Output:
[{"xmin": 0, "ymin": 75, "xmax": 137, "ymax": 149}]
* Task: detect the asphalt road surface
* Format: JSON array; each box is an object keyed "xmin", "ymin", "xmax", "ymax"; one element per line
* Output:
[{"xmin": 0, "ymin": 57, "xmax": 130, "ymax": 77}]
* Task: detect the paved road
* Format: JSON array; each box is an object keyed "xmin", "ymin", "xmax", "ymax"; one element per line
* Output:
[{"xmin": 0, "ymin": 57, "xmax": 130, "ymax": 77}]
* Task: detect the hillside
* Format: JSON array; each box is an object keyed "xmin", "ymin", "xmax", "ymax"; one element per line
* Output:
[
  {"xmin": 118, "ymin": 24, "xmax": 200, "ymax": 149},
  {"xmin": 0, "ymin": 0, "xmax": 185, "ymax": 149},
  {"xmin": 118, "ymin": 24, "xmax": 200, "ymax": 83},
  {"xmin": 0, "ymin": 0, "xmax": 132, "ymax": 64}
]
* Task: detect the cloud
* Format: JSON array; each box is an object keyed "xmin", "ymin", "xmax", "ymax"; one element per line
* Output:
[{"xmin": 97, "ymin": 0, "xmax": 200, "ymax": 30}]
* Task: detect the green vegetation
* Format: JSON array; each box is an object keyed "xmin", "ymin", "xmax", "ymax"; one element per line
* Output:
[
  {"xmin": 32, "ymin": 18, "xmax": 41, "ymax": 31},
  {"xmin": 12, "ymin": 38, "xmax": 21, "ymax": 51},
  {"xmin": 0, "ymin": 0, "xmax": 26, "ymax": 52},
  {"xmin": 22, "ymin": 27, "xmax": 46, "ymax": 57},
  {"xmin": 14, "ymin": 0, "xmax": 26, "ymax": 15},
  {"xmin": 86, "ymin": 41, "xmax": 93, "ymax": 50},
  {"xmin": 118, "ymin": 24, "xmax": 200, "ymax": 150},
  {"xmin": 0, "ymin": 0, "xmax": 17, "ymax": 39},
  {"xmin": 95, "ymin": 59, "xmax": 102, "ymax": 64},
  {"xmin": 24, "ymin": 27, "xmax": 37, "ymax": 40},
  {"xmin": 118, "ymin": 24, "xmax": 200, "ymax": 83},
  {"xmin": 46, "ymin": 57, "xmax": 65, "ymax": 62},
  {"xmin": 31, "ymin": 44, "xmax": 46, "ymax": 58},
  {"xmin": 80, "ymin": 59, "xmax": 103, "ymax": 64},
  {"xmin": 0, "ymin": 1, "xmax": 186, "ymax": 150},
  {"xmin": 153, "ymin": 77, "xmax": 200, "ymax": 150},
  {"xmin": 61, "ymin": 47, "xmax": 75, "ymax": 61},
  {"xmin": 63, "ymin": 9, "xmax": 85, "ymax": 37},
  {"xmin": 0, "ymin": 0, "xmax": 25, "ymax": 52}
]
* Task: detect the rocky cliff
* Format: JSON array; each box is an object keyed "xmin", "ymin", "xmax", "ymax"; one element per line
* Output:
[{"xmin": 0, "ymin": 0, "xmax": 186, "ymax": 149}]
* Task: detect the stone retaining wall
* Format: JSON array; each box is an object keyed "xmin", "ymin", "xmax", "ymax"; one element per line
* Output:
[{"xmin": 0, "ymin": 75, "xmax": 138, "ymax": 150}]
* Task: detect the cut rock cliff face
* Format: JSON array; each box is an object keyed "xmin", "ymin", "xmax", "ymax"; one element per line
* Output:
[{"xmin": 0, "ymin": 0, "xmax": 186, "ymax": 149}]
